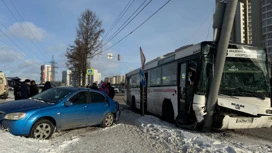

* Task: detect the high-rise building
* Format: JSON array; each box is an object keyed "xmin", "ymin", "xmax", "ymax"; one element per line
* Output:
[
  {"xmin": 62, "ymin": 70, "xmax": 72, "ymax": 86},
  {"xmin": 104, "ymin": 75, "xmax": 125, "ymax": 84},
  {"xmin": 215, "ymin": 0, "xmax": 262, "ymax": 46},
  {"xmin": 251, "ymin": 0, "xmax": 262, "ymax": 47},
  {"xmin": 90, "ymin": 69, "xmax": 101, "ymax": 84},
  {"xmin": 231, "ymin": 1, "xmax": 247, "ymax": 44},
  {"xmin": 40, "ymin": 65, "xmax": 52, "ymax": 84},
  {"xmin": 261, "ymin": 0, "xmax": 272, "ymax": 59}
]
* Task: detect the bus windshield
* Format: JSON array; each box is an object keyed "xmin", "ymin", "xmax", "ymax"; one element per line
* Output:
[{"xmin": 219, "ymin": 56, "xmax": 270, "ymax": 98}]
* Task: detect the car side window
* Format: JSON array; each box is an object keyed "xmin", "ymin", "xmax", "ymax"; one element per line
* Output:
[
  {"xmin": 89, "ymin": 92, "xmax": 106, "ymax": 103},
  {"xmin": 69, "ymin": 91, "xmax": 87, "ymax": 104}
]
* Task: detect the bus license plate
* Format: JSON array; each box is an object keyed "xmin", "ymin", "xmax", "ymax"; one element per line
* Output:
[{"xmin": 236, "ymin": 118, "xmax": 253, "ymax": 123}]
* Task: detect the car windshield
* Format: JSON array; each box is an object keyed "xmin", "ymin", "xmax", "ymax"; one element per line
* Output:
[{"xmin": 31, "ymin": 88, "xmax": 74, "ymax": 104}]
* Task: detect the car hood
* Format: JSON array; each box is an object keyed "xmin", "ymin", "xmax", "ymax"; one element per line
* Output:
[{"xmin": 0, "ymin": 99, "xmax": 52, "ymax": 113}]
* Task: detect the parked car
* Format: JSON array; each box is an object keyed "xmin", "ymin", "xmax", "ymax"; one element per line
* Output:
[
  {"xmin": 0, "ymin": 71, "xmax": 8, "ymax": 99},
  {"xmin": 8, "ymin": 87, "xmax": 14, "ymax": 91},
  {"xmin": 120, "ymin": 88, "xmax": 125, "ymax": 93},
  {"xmin": 0, "ymin": 87, "xmax": 120, "ymax": 139},
  {"xmin": 112, "ymin": 86, "xmax": 119, "ymax": 93}
]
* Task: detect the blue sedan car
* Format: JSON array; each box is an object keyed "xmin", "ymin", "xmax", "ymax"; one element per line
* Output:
[{"xmin": 0, "ymin": 87, "xmax": 120, "ymax": 139}]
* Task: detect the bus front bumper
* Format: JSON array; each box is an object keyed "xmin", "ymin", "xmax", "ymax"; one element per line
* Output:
[{"xmin": 220, "ymin": 115, "xmax": 272, "ymax": 129}]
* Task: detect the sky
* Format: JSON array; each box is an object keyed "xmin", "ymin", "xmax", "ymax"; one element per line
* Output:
[{"xmin": 0, "ymin": 0, "xmax": 215, "ymax": 83}]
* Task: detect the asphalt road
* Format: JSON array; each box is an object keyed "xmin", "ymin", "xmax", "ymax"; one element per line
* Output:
[
  {"xmin": 113, "ymin": 93, "xmax": 125, "ymax": 104},
  {"xmin": 232, "ymin": 128, "xmax": 272, "ymax": 142}
]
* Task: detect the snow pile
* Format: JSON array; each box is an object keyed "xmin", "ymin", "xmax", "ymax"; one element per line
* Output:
[
  {"xmin": 0, "ymin": 108, "xmax": 271, "ymax": 153},
  {"xmin": 0, "ymin": 130, "xmax": 51, "ymax": 153},
  {"xmin": 136, "ymin": 113, "xmax": 272, "ymax": 153},
  {"xmin": 137, "ymin": 115, "xmax": 243, "ymax": 153}
]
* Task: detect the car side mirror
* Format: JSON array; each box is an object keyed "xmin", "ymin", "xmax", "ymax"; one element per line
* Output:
[{"xmin": 64, "ymin": 101, "xmax": 73, "ymax": 107}]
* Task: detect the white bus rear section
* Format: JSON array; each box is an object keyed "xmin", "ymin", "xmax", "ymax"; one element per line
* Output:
[
  {"xmin": 146, "ymin": 86, "xmax": 178, "ymax": 117},
  {"xmin": 128, "ymin": 86, "xmax": 179, "ymax": 118}
]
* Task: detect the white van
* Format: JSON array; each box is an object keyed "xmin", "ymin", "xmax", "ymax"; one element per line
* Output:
[{"xmin": 0, "ymin": 71, "xmax": 8, "ymax": 99}]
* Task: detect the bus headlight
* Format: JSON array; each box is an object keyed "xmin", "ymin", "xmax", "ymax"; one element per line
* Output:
[
  {"xmin": 4, "ymin": 113, "xmax": 26, "ymax": 120},
  {"xmin": 266, "ymin": 110, "xmax": 272, "ymax": 114}
]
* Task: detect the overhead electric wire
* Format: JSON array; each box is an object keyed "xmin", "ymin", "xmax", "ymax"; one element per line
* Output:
[
  {"xmin": 0, "ymin": 26, "xmax": 42, "ymax": 63},
  {"xmin": 9, "ymin": 0, "xmax": 51, "ymax": 60},
  {"xmin": 185, "ymin": 6, "xmax": 214, "ymax": 44},
  {"xmin": 102, "ymin": 0, "xmax": 171, "ymax": 53},
  {"xmin": 0, "ymin": 21, "xmax": 44, "ymax": 61},
  {"xmin": 0, "ymin": 29, "xmax": 31, "ymax": 59},
  {"xmin": 92, "ymin": 59, "xmax": 139, "ymax": 64},
  {"xmin": 103, "ymin": 0, "xmax": 151, "ymax": 47},
  {"xmin": 103, "ymin": 0, "xmax": 134, "ymax": 40},
  {"xmin": 0, "ymin": 39, "xmax": 40, "ymax": 70},
  {"xmin": 1, "ymin": 0, "xmax": 50, "ymax": 60},
  {"xmin": 0, "ymin": 24, "xmax": 45, "ymax": 61},
  {"xmin": 0, "ymin": 39, "xmax": 32, "ymax": 62}
]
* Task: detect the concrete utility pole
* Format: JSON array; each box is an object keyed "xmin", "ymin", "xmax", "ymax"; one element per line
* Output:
[
  {"xmin": 204, "ymin": 0, "xmax": 238, "ymax": 130},
  {"xmin": 213, "ymin": 1, "xmax": 226, "ymax": 42}
]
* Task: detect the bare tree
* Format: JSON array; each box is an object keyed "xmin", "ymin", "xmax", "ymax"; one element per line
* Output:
[
  {"xmin": 66, "ymin": 39, "xmax": 83, "ymax": 86},
  {"xmin": 77, "ymin": 9, "xmax": 104, "ymax": 86},
  {"xmin": 66, "ymin": 9, "xmax": 104, "ymax": 86}
]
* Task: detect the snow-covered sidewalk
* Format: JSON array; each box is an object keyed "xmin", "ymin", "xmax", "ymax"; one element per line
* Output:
[{"xmin": 0, "ymin": 107, "xmax": 271, "ymax": 153}]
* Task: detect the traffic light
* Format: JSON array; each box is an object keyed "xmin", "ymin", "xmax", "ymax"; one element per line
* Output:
[
  {"xmin": 118, "ymin": 54, "xmax": 120, "ymax": 61},
  {"xmin": 108, "ymin": 53, "xmax": 113, "ymax": 59}
]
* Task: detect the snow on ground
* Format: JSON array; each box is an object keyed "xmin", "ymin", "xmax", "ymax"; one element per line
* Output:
[{"xmin": 0, "ymin": 107, "xmax": 271, "ymax": 153}]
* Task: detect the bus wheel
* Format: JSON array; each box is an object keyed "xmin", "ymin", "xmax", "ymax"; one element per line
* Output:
[{"xmin": 162, "ymin": 100, "xmax": 174, "ymax": 123}]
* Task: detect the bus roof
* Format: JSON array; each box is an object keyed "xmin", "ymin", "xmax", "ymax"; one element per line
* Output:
[{"xmin": 126, "ymin": 41, "xmax": 265, "ymax": 77}]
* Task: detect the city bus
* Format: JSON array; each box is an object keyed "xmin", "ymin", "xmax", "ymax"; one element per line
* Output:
[{"xmin": 125, "ymin": 41, "xmax": 272, "ymax": 130}]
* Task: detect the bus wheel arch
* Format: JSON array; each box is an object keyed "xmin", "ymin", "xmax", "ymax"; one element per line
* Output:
[{"xmin": 162, "ymin": 99, "xmax": 174, "ymax": 123}]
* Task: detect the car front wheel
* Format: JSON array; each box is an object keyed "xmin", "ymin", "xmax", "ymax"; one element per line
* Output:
[
  {"xmin": 101, "ymin": 113, "xmax": 114, "ymax": 128},
  {"xmin": 30, "ymin": 119, "xmax": 55, "ymax": 139}
]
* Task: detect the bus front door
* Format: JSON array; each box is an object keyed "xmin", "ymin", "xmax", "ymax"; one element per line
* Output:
[
  {"xmin": 177, "ymin": 62, "xmax": 187, "ymax": 124},
  {"xmin": 177, "ymin": 61, "xmax": 197, "ymax": 125}
]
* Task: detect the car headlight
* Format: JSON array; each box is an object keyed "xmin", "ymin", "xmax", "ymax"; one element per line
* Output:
[{"xmin": 4, "ymin": 113, "xmax": 26, "ymax": 120}]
